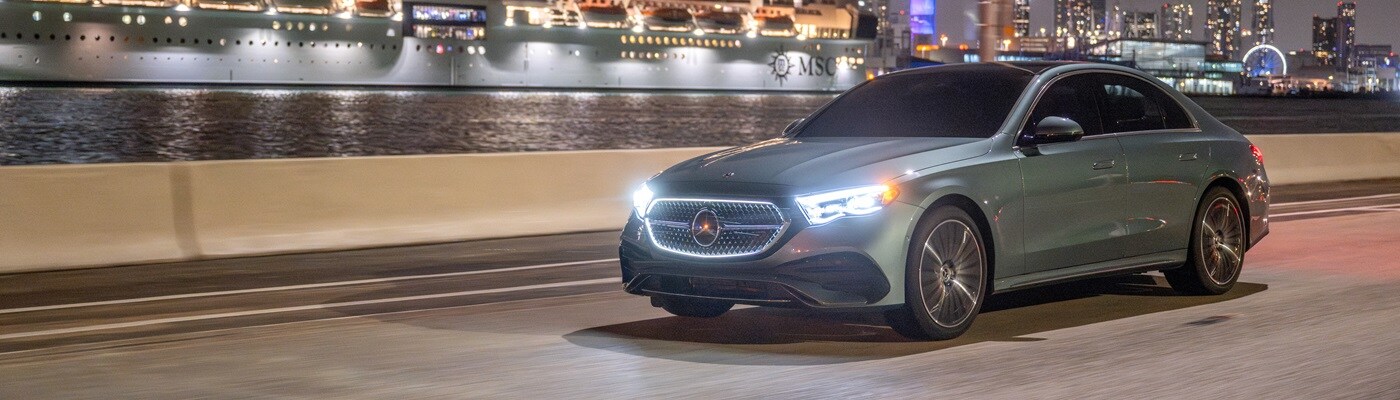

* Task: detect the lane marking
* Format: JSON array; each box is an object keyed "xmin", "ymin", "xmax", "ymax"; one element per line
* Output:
[
  {"xmin": 0, "ymin": 258, "xmax": 618, "ymax": 315},
  {"xmin": 1271, "ymin": 205, "xmax": 1400, "ymax": 218},
  {"xmin": 0, "ymin": 291, "xmax": 631, "ymax": 358},
  {"xmin": 0, "ymin": 278, "xmax": 618, "ymax": 341},
  {"xmin": 1273, "ymin": 192, "xmax": 1400, "ymax": 207}
]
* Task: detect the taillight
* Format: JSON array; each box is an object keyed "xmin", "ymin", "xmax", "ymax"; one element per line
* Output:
[{"xmin": 1249, "ymin": 144, "xmax": 1264, "ymax": 166}]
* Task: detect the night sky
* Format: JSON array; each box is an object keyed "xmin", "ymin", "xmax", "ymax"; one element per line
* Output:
[{"xmin": 933, "ymin": 0, "xmax": 1400, "ymax": 53}]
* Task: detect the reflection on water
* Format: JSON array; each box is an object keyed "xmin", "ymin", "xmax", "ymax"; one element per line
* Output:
[
  {"xmin": 1, "ymin": 87, "xmax": 1397, "ymax": 165},
  {"xmin": 0, "ymin": 88, "xmax": 832, "ymax": 165}
]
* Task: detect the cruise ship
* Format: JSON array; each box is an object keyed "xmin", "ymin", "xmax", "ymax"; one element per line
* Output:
[{"xmin": 0, "ymin": 0, "xmax": 875, "ymax": 91}]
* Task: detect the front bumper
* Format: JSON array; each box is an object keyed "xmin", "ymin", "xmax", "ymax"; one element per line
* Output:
[{"xmin": 618, "ymin": 201, "xmax": 922, "ymax": 309}]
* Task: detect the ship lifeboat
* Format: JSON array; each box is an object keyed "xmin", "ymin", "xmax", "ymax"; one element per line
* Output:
[
  {"xmin": 267, "ymin": 0, "xmax": 336, "ymax": 14},
  {"xmin": 695, "ymin": 11, "xmax": 743, "ymax": 34},
  {"xmin": 30, "ymin": 0, "xmax": 92, "ymax": 5},
  {"xmin": 193, "ymin": 0, "xmax": 265, "ymax": 12},
  {"xmin": 577, "ymin": 0, "xmax": 629, "ymax": 29},
  {"xmin": 642, "ymin": 7, "xmax": 694, "ymax": 32},
  {"xmin": 754, "ymin": 6, "xmax": 794, "ymax": 37},
  {"xmin": 354, "ymin": 0, "xmax": 393, "ymax": 17}
]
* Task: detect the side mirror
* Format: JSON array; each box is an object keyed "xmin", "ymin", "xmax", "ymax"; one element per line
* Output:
[
  {"xmin": 783, "ymin": 118, "xmax": 804, "ymax": 136},
  {"xmin": 1031, "ymin": 116, "xmax": 1084, "ymax": 145}
]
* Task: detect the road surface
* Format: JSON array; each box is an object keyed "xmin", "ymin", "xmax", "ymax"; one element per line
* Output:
[{"xmin": 1, "ymin": 179, "xmax": 1398, "ymax": 399}]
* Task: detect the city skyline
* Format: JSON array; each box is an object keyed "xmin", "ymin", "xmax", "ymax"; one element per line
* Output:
[{"xmin": 933, "ymin": 0, "xmax": 1399, "ymax": 55}]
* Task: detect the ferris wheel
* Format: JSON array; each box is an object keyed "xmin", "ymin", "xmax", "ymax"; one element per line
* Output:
[{"xmin": 1243, "ymin": 45, "xmax": 1288, "ymax": 77}]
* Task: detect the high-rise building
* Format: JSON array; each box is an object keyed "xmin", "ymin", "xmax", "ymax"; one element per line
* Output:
[
  {"xmin": 1337, "ymin": 1, "xmax": 1356, "ymax": 68},
  {"xmin": 1205, "ymin": 0, "xmax": 1241, "ymax": 59},
  {"xmin": 1160, "ymin": 3, "xmax": 1194, "ymax": 41},
  {"xmin": 1089, "ymin": 0, "xmax": 1107, "ymax": 33},
  {"xmin": 1313, "ymin": 15, "xmax": 1339, "ymax": 66},
  {"xmin": 1055, "ymin": 0, "xmax": 1093, "ymax": 38},
  {"xmin": 1123, "ymin": 12, "xmax": 1157, "ymax": 39},
  {"xmin": 1252, "ymin": 0, "xmax": 1273, "ymax": 45},
  {"xmin": 1013, "ymin": 0, "xmax": 1031, "ymax": 38}
]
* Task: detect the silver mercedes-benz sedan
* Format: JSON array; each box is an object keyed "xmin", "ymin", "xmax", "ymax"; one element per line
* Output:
[{"xmin": 618, "ymin": 62, "xmax": 1270, "ymax": 340}]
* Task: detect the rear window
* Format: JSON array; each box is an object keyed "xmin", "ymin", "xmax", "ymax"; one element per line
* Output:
[{"xmin": 796, "ymin": 68, "xmax": 1032, "ymax": 139}]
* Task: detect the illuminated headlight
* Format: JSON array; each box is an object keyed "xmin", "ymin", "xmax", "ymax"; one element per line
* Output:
[
  {"xmin": 632, "ymin": 183, "xmax": 655, "ymax": 217},
  {"xmin": 796, "ymin": 185, "xmax": 898, "ymax": 226}
]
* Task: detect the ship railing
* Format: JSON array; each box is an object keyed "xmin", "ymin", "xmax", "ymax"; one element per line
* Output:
[{"xmin": 96, "ymin": 0, "xmax": 182, "ymax": 7}]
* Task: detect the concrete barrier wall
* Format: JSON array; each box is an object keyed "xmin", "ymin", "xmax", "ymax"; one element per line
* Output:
[
  {"xmin": 2, "ymin": 133, "xmax": 1397, "ymax": 273},
  {"xmin": 185, "ymin": 149, "xmax": 719, "ymax": 258},
  {"xmin": 1245, "ymin": 133, "xmax": 1400, "ymax": 185},
  {"xmin": 0, "ymin": 163, "xmax": 191, "ymax": 272}
]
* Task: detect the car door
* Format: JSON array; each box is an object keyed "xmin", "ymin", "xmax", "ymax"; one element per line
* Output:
[
  {"xmin": 1017, "ymin": 73, "xmax": 1130, "ymax": 273},
  {"xmin": 1095, "ymin": 73, "xmax": 1209, "ymax": 257}
]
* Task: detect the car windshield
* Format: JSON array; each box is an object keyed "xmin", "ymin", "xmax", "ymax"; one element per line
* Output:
[{"xmin": 795, "ymin": 67, "xmax": 1033, "ymax": 139}]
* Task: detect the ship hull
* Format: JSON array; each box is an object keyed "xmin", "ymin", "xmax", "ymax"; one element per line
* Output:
[{"xmin": 0, "ymin": 1, "xmax": 870, "ymax": 91}]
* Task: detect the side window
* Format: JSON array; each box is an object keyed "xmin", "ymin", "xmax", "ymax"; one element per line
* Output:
[
  {"xmin": 1021, "ymin": 74, "xmax": 1103, "ymax": 142},
  {"xmin": 1098, "ymin": 74, "xmax": 1194, "ymax": 133}
]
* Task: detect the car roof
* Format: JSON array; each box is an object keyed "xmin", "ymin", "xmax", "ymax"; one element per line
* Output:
[{"xmin": 887, "ymin": 61, "xmax": 1107, "ymax": 77}]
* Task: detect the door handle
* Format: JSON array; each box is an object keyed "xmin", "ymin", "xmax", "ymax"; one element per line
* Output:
[
  {"xmin": 1092, "ymin": 160, "xmax": 1116, "ymax": 170},
  {"xmin": 1178, "ymin": 152, "xmax": 1199, "ymax": 161}
]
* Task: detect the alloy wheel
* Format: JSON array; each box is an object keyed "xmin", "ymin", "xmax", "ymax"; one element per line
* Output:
[{"xmin": 918, "ymin": 220, "xmax": 986, "ymax": 328}]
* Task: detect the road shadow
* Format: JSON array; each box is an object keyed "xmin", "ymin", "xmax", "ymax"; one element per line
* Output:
[{"xmin": 561, "ymin": 275, "xmax": 1267, "ymax": 365}]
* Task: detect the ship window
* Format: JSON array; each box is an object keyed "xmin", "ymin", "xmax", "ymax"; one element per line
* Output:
[
  {"xmin": 32, "ymin": 11, "xmax": 41, "ymax": 22},
  {"xmin": 123, "ymin": 15, "xmax": 132, "ymax": 24},
  {"xmin": 0, "ymin": 33, "xmax": 6, "ymax": 39},
  {"xmin": 164, "ymin": 16, "xmax": 173, "ymax": 25},
  {"xmin": 65, "ymin": 35, "xmax": 71, "ymax": 41},
  {"xmin": 179, "ymin": 17, "xmax": 187, "ymax": 27},
  {"xmin": 50, "ymin": 34, "xmax": 56, "ymax": 41},
  {"xmin": 298, "ymin": 42, "xmax": 304, "ymax": 47},
  {"xmin": 167, "ymin": 38, "xmax": 173, "ymax": 43},
  {"xmin": 416, "ymin": 45, "xmax": 421, "ymax": 51},
  {"xmin": 236, "ymin": 40, "xmax": 242, "ymax": 45},
  {"xmin": 220, "ymin": 39, "xmax": 226, "ymax": 46},
  {"xmin": 180, "ymin": 38, "xmax": 186, "ymax": 44},
  {"xmin": 273, "ymin": 21, "xmax": 280, "ymax": 30},
  {"xmin": 137, "ymin": 16, "xmax": 146, "ymax": 25},
  {"xmin": 110, "ymin": 36, "xmax": 115, "ymax": 41}
]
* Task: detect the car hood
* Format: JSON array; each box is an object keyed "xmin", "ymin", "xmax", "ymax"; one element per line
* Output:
[{"xmin": 652, "ymin": 136, "xmax": 990, "ymax": 197}]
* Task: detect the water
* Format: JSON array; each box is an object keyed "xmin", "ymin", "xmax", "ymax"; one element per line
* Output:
[{"xmin": 2, "ymin": 87, "xmax": 1398, "ymax": 165}]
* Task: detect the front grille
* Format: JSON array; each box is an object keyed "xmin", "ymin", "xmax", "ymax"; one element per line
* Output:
[{"xmin": 645, "ymin": 199, "xmax": 788, "ymax": 257}]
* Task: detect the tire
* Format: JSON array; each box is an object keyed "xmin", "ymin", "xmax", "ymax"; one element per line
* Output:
[
  {"xmin": 658, "ymin": 297, "xmax": 734, "ymax": 318},
  {"xmin": 1166, "ymin": 186, "xmax": 1245, "ymax": 295},
  {"xmin": 885, "ymin": 206, "xmax": 989, "ymax": 340}
]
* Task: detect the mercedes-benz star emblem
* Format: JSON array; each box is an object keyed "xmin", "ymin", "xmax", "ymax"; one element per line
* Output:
[{"xmin": 690, "ymin": 209, "xmax": 721, "ymax": 247}]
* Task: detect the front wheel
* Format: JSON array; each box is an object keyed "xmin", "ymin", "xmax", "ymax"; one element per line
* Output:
[
  {"xmin": 1166, "ymin": 187, "xmax": 1246, "ymax": 295},
  {"xmin": 886, "ymin": 206, "xmax": 988, "ymax": 340}
]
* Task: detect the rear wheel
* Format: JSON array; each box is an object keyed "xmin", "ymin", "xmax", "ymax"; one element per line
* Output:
[
  {"xmin": 885, "ymin": 206, "xmax": 988, "ymax": 340},
  {"xmin": 1166, "ymin": 187, "xmax": 1245, "ymax": 295},
  {"xmin": 658, "ymin": 297, "xmax": 734, "ymax": 318}
]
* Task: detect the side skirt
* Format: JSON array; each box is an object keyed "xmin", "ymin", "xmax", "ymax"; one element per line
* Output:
[{"xmin": 992, "ymin": 249, "xmax": 1188, "ymax": 293}]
